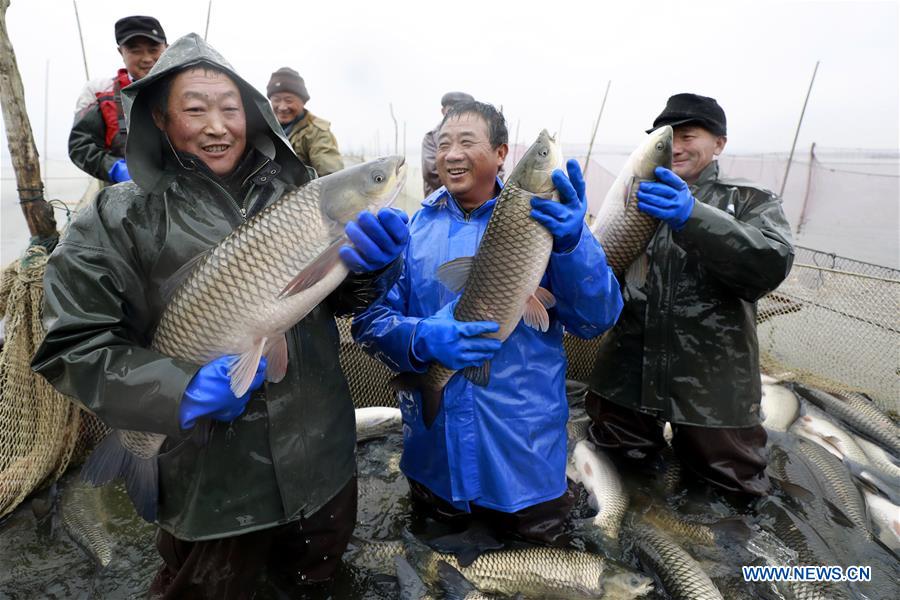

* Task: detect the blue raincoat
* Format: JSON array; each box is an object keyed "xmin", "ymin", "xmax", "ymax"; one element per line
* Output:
[{"xmin": 352, "ymin": 182, "xmax": 623, "ymax": 512}]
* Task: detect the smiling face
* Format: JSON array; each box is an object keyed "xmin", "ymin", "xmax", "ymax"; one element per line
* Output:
[
  {"xmin": 671, "ymin": 124, "xmax": 726, "ymax": 184},
  {"xmin": 269, "ymin": 91, "xmax": 305, "ymax": 125},
  {"xmin": 153, "ymin": 67, "xmax": 247, "ymax": 178},
  {"xmin": 436, "ymin": 112, "xmax": 508, "ymax": 210},
  {"xmin": 117, "ymin": 37, "xmax": 166, "ymax": 80}
]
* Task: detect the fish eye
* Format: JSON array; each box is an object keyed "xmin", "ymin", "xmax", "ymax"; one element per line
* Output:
[
  {"xmin": 656, "ymin": 143, "xmax": 664, "ymax": 151},
  {"xmin": 372, "ymin": 171, "xmax": 386, "ymax": 183},
  {"xmin": 539, "ymin": 149, "xmax": 548, "ymax": 157}
]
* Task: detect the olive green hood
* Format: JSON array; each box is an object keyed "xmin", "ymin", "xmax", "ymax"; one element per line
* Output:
[{"xmin": 122, "ymin": 32, "xmax": 310, "ymax": 193}]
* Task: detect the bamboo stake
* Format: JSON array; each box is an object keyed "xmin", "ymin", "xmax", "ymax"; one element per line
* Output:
[
  {"xmin": 780, "ymin": 60, "xmax": 819, "ymax": 198},
  {"xmin": 583, "ymin": 80, "xmax": 611, "ymax": 177},
  {"xmin": 72, "ymin": 0, "xmax": 89, "ymax": 80},
  {"xmin": 0, "ymin": 0, "xmax": 57, "ymax": 240},
  {"xmin": 42, "ymin": 59, "xmax": 49, "ymax": 186},
  {"xmin": 389, "ymin": 103, "xmax": 398, "ymax": 155},
  {"xmin": 204, "ymin": 0, "xmax": 212, "ymax": 41}
]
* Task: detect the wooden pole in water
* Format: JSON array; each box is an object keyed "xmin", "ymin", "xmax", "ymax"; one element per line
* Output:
[
  {"xmin": 780, "ymin": 60, "xmax": 819, "ymax": 198},
  {"xmin": 72, "ymin": 0, "xmax": 89, "ymax": 80},
  {"xmin": 389, "ymin": 103, "xmax": 398, "ymax": 155},
  {"xmin": 0, "ymin": 0, "xmax": 57, "ymax": 240},
  {"xmin": 583, "ymin": 80, "xmax": 611, "ymax": 177},
  {"xmin": 42, "ymin": 59, "xmax": 49, "ymax": 186}
]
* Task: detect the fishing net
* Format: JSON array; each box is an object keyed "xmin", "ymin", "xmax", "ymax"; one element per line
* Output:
[
  {"xmin": 757, "ymin": 246, "xmax": 900, "ymax": 415},
  {"xmin": 0, "ymin": 247, "xmax": 94, "ymax": 518}
]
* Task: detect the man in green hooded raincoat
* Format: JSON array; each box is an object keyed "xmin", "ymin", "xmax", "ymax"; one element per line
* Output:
[{"xmin": 32, "ymin": 33, "xmax": 409, "ymax": 598}]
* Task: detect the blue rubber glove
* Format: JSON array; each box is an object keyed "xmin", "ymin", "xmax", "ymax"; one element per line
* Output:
[
  {"xmin": 179, "ymin": 355, "xmax": 267, "ymax": 430},
  {"xmin": 340, "ymin": 208, "xmax": 410, "ymax": 273},
  {"xmin": 411, "ymin": 300, "xmax": 502, "ymax": 370},
  {"xmin": 637, "ymin": 167, "xmax": 695, "ymax": 231},
  {"xmin": 108, "ymin": 159, "xmax": 131, "ymax": 183},
  {"xmin": 530, "ymin": 158, "xmax": 587, "ymax": 253}
]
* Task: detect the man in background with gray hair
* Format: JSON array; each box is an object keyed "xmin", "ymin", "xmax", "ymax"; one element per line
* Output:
[{"xmin": 421, "ymin": 91, "xmax": 474, "ymax": 196}]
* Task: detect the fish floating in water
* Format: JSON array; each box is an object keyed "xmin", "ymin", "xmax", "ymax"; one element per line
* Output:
[
  {"xmin": 629, "ymin": 522, "xmax": 724, "ymax": 600},
  {"xmin": 572, "ymin": 440, "xmax": 627, "ymax": 540},
  {"xmin": 81, "ymin": 158, "xmax": 408, "ymax": 521},
  {"xmin": 355, "ymin": 407, "xmax": 402, "ymax": 442}
]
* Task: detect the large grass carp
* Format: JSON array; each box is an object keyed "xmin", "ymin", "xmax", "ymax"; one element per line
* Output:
[
  {"xmin": 572, "ymin": 440, "xmax": 627, "ymax": 540},
  {"xmin": 403, "ymin": 530, "xmax": 626, "ymax": 599},
  {"xmin": 589, "ymin": 126, "xmax": 672, "ymax": 279},
  {"xmin": 406, "ymin": 130, "xmax": 562, "ymax": 428},
  {"xmin": 629, "ymin": 522, "xmax": 723, "ymax": 600},
  {"xmin": 81, "ymin": 157, "xmax": 407, "ymax": 521},
  {"xmin": 793, "ymin": 384, "xmax": 900, "ymax": 457}
]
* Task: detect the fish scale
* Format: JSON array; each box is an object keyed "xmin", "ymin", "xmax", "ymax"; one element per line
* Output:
[
  {"xmin": 80, "ymin": 158, "xmax": 407, "ymax": 522},
  {"xmin": 794, "ymin": 384, "xmax": 900, "ymax": 457},
  {"xmin": 407, "ymin": 536, "xmax": 607, "ymax": 599},
  {"xmin": 631, "ymin": 523, "xmax": 724, "ymax": 600},
  {"xmin": 590, "ymin": 125, "xmax": 672, "ymax": 276}
]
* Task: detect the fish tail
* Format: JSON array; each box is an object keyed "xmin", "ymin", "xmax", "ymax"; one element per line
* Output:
[
  {"xmin": 436, "ymin": 560, "xmax": 476, "ymax": 600},
  {"xmin": 390, "ymin": 373, "xmax": 445, "ymax": 429},
  {"xmin": 81, "ymin": 430, "xmax": 159, "ymax": 522}
]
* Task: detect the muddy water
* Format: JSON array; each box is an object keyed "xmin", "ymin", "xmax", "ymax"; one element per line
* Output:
[{"xmin": 1, "ymin": 410, "xmax": 898, "ymax": 599}]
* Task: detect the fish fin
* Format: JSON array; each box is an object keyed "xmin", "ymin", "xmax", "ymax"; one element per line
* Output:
[
  {"xmin": 771, "ymin": 476, "xmax": 816, "ymax": 504},
  {"xmin": 230, "ymin": 338, "xmax": 267, "ymax": 397},
  {"xmin": 429, "ymin": 522, "xmax": 503, "ymax": 568},
  {"xmin": 437, "ymin": 560, "xmax": 478, "ymax": 599},
  {"xmin": 278, "ymin": 238, "xmax": 344, "ymax": 299},
  {"xmin": 436, "ymin": 256, "xmax": 474, "ymax": 293},
  {"xmin": 391, "ymin": 373, "xmax": 444, "ymax": 429},
  {"xmin": 122, "ymin": 451, "xmax": 159, "ymax": 523},
  {"xmin": 534, "ymin": 285, "xmax": 557, "ymax": 308},
  {"xmin": 523, "ymin": 293, "xmax": 551, "ymax": 331},
  {"xmin": 709, "ymin": 517, "xmax": 754, "ymax": 542},
  {"xmin": 623, "ymin": 175, "xmax": 636, "ymax": 206},
  {"xmin": 82, "ymin": 430, "xmax": 159, "ymax": 522},
  {"xmin": 265, "ymin": 334, "xmax": 289, "ymax": 383},
  {"xmin": 462, "ymin": 361, "xmax": 491, "ymax": 387},
  {"xmin": 159, "ymin": 248, "xmax": 212, "ymax": 304},
  {"xmin": 395, "ymin": 556, "xmax": 430, "ymax": 600},
  {"xmin": 81, "ymin": 430, "xmax": 128, "ymax": 487},
  {"xmin": 624, "ymin": 254, "xmax": 649, "ymax": 288}
]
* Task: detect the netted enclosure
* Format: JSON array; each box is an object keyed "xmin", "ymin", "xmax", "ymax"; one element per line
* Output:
[
  {"xmin": 0, "ymin": 247, "xmax": 106, "ymax": 519},
  {"xmin": 757, "ymin": 246, "xmax": 899, "ymax": 415}
]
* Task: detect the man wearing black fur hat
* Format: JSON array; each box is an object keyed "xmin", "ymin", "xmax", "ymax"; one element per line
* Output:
[{"xmin": 586, "ymin": 93, "xmax": 794, "ymax": 496}]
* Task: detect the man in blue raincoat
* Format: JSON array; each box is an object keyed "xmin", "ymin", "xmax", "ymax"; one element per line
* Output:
[{"xmin": 352, "ymin": 101, "xmax": 622, "ymax": 544}]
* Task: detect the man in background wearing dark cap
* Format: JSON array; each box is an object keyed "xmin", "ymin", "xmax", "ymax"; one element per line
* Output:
[
  {"xmin": 586, "ymin": 93, "xmax": 794, "ymax": 496},
  {"xmin": 420, "ymin": 91, "xmax": 474, "ymax": 196},
  {"xmin": 68, "ymin": 16, "xmax": 167, "ymax": 183},
  {"xmin": 267, "ymin": 67, "xmax": 344, "ymax": 176}
]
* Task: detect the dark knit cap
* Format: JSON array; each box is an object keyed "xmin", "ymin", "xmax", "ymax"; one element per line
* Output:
[
  {"xmin": 441, "ymin": 91, "xmax": 474, "ymax": 108},
  {"xmin": 648, "ymin": 93, "xmax": 727, "ymax": 136},
  {"xmin": 267, "ymin": 67, "xmax": 310, "ymax": 102},
  {"xmin": 115, "ymin": 15, "xmax": 167, "ymax": 45}
]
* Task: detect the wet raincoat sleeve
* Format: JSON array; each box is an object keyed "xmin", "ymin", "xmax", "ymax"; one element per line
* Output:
[
  {"xmin": 350, "ymin": 256, "xmax": 428, "ymax": 374},
  {"xmin": 31, "ymin": 192, "xmax": 198, "ymax": 439},
  {"xmin": 675, "ymin": 190, "xmax": 794, "ymax": 302},
  {"xmin": 68, "ymin": 104, "xmax": 119, "ymax": 183},
  {"xmin": 546, "ymin": 223, "xmax": 623, "ymax": 339}
]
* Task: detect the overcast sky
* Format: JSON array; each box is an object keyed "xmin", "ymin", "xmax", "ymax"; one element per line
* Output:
[{"xmin": 1, "ymin": 0, "xmax": 898, "ymax": 171}]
